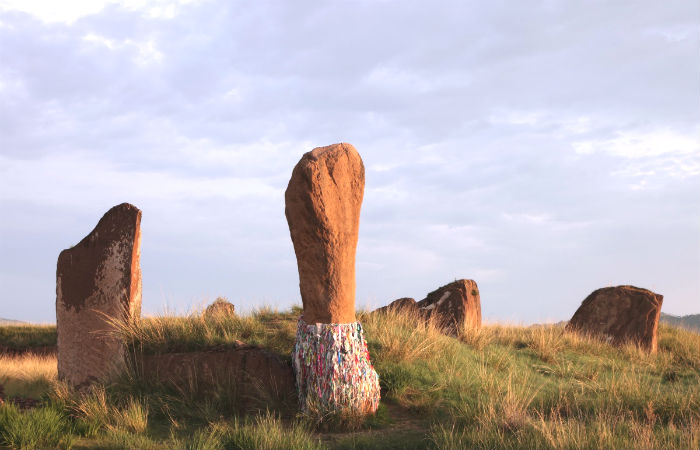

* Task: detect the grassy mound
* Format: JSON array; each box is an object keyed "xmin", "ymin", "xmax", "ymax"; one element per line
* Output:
[{"xmin": 0, "ymin": 306, "xmax": 698, "ymax": 449}]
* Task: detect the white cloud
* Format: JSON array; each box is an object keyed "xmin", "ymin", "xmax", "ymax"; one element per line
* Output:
[
  {"xmin": 488, "ymin": 109, "xmax": 594, "ymax": 137},
  {"xmin": 82, "ymin": 33, "xmax": 163, "ymax": 64},
  {"xmin": 363, "ymin": 65, "xmax": 436, "ymax": 93},
  {"xmin": 0, "ymin": 0, "xmax": 202, "ymax": 23},
  {"xmin": 573, "ymin": 128, "xmax": 700, "ymax": 185},
  {"xmin": 573, "ymin": 128, "xmax": 698, "ymax": 159},
  {"xmin": 1, "ymin": 1, "xmax": 698, "ymax": 322},
  {"xmin": 501, "ymin": 212, "xmax": 594, "ymax": 231},
  {"xmin": 502, "ymin": 212, "xmax": 551, "ymax": 224},
  {"xmin": 362, "ymin": 65, "xmax": 470, "ymax": 95},
  {"xmin": 0, "ymin": 152, "xmax": 280, "ymax": 210},
  {"xmin": 0, "ymin": 0, "xmax": 107, "ymax": 23},
  {"xmin": 83, "ymin": 32, "xmax": 117, "ymax": 49},
  {"xmin": 646, "ymin": 24, "xmax": 697, "ymax": 43},
  {"xmin": 489, "ymin": 109, "xmax": 546, "ymax": 127},
  {"xmin": 473, "ymin": 268, "xmax": 505, "ymax": 282}
]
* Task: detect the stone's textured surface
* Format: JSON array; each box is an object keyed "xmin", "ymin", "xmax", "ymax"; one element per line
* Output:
[
  {"xmin": 417, "ymin": 280, "xmax": 481, "ymax": 335},
  {"xmin": 285, "ymin": 143, "xmax": 365, "ymax": 324},
  {"xmin": 566, "ymin": 285, "xmax": 663, "ymax": 352},
  {"xmin": 56, "ymin": 203, "xmax": 142, "ymax": 388},
  {"xmin": 204, "ymin": 297, "xmax": 235, "ymax": 317},
  {"xmin": 374, "ymin": 297, "xmax": 417, "ymax": 315},
  {"xmin": 140, "ymin": 344, "xmax": 295, "ymax": 411}
]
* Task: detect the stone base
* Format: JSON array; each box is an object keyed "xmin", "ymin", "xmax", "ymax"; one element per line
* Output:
[
  {"xmin": 138, "ymin": 344, "xmax": 296, "ymax": 412},
  {"xmin": 292, "ymin": 317, "xmax": 380, "ymax": 415}
]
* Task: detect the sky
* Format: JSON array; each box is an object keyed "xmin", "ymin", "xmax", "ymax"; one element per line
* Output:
[{"xmin": 0, "ymin": 0, "xmax": 698, "ymax": 324}]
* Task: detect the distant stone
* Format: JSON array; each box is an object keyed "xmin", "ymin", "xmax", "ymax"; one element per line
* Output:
[
  {"xmin": 417, "ymin": 280, "xmax": 482, "ymax": 336},
  {"xmin": 374, "ymin": 297, "xmax": 417, "ymax": 315},
  {"xmin": 372, "ymin": 280, "xmax": 482, "ymax": 336},
  {"xmin": 204, "ymin": 297, "xmax": 235, "ymax": 318},
  {"xmin": 566, "ymin": 285, "xmax": 663, "ymax": 352},
  {"xmin": 284, "ymin": 143, "xmax": 365, "ymax": 324},
  {"xmin": 56, "ymin": 203, "xmax": 142, "ymax": 388}
]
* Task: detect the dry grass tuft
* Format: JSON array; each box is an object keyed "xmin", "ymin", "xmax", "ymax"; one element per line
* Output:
[
  {"xmin": 70, "ymin": 386, "xmax": 149, "ymax": 434},
  {"xmin": 360, "ymin": 308, "xmax": 456, "ymax": 364},
  {"xmin": 0, "ymin": 353, "xmax": 57, "ymax": 398}
]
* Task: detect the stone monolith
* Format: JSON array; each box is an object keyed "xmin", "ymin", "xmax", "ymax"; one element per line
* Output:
[
  {"xmin": 285, "ymin": 143, "xmax": 364, "ymax": 324},
  {"xmin": 285, "ymin": 143, "xmax": 380, "ymax": 416},
  {"xmin": 417, "ymin": 279, "xmax": 481, "ymax": 335},
  {"xmin": 566, "ymin": 285, "xmax": 663, "ymax": 352},
  {"xmin": 373, "ymin": 279, "xmax": 482, "ymax": 336},
  {"xmin": 56, "ymin": 203, "xmax": 142, "ymax": 388}
]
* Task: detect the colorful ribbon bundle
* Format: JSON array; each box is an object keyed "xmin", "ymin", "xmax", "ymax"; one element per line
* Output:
[{"xmin": 292, "ymin": 317, "xmax": 381, "ymax": 415}]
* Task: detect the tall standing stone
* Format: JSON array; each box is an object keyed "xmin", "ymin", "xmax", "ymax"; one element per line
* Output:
[
  {"xmin": 56, "ymin": 203, "xmax": 142, "ymax": 388},
  {"xmin": 285, "ymin": 143, "xmax": 364, "ymax": 324},
  {"xmin": 565, "ymin": 285, "xmax": 663, "ymax": 352},
  {"xmin": 286, "ymin": 143, "xmax": 380, "ymax": 416}
]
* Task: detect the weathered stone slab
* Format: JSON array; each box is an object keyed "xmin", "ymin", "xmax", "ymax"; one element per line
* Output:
[
  {"xmin": 416, "ymin": 279, "xmax": 481, "ymax": 335},
  {"xmin": 284, "ymin": 143, "xmax": 364, "ymax": 324},
  {"xmin": 56, "ymin": 203, "xmax": 142, "ymax": 388},
  {"xmin": 566, "ymin": 285, "xmax": 663, "ymax": 352},
  {"xmin": 373, "ymin": 280, "xmax": 482, "ymax": 336},
  {"xmin": 139, "ymin": 344, "xmax": 296, "ymax": 411}
]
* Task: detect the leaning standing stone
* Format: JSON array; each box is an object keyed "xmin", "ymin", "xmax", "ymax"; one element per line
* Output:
[
  {"xmin": 56, "ymin": 203, "xmax": 142, "ymax": 388},
  {"xmin": 285, "ymin": 143, "xmax": 380, "ymax": 416},
  {"xmin": 565, "ymin": 285, "xmax": 663, "ymax": 352},
  {"xmin": 417, "ymin": 279, "xmax": 481, "ymax": 335}
]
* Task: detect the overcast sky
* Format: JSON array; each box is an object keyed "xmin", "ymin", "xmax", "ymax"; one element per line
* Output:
[{"xmin": 1, "ymin": 0, "xmax": 698, "ymax": 324}]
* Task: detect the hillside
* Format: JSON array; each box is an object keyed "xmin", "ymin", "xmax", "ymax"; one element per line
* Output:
[
  {"xmin": 0, "ymin": 318, "xmax": 24, "ymax": 326},
  {"xmin": 0, "ymin": 307, "xmax": 698, "ymax": 449},
  {"xmin": 660, "ymin": 312, "xmax": 700, "ymax": 333}
]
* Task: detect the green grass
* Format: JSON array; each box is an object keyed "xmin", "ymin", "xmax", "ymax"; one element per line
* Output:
[
  {"xmin": 112, "ymin": 306, "xmax": 299, "ymax": 357},
  {"xmin": 0, "ymin": 325, "xmax": 56, "ymax": 353},
  {"xmin": 1, "ymin": 306, "xmax": 698, "ymax": 449},
  {"xmin": 361, "ymin": 309, "xmax": 700, "ymax": 449},
  {"xmin": 0, "ymin": 403, "xmax": 73, "ymax": 449}
]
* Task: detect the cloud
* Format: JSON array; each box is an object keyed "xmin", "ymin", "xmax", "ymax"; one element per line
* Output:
[
  {"xmin": 0, "ymin": 1, "xmax": 698, "ymax": 322},
  {"xmin": 573, "ymin": 128, "xmax": 698, "ymax": 159},
  {"xmin": 0, "ymin": 0, "xmax": 203, "ymax": 24}
]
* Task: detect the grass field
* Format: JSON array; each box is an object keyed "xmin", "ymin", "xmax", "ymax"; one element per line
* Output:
[
  {"xmin": 1, "ymin": 307, "xmax": 698, "ymax": 449},
  {"xmin": 0, "ymin": 325, "xmax": 56, "ymax": 355}
]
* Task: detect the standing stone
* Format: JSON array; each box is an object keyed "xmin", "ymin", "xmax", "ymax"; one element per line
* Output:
[
  {"xmin": 373, "ymin": 280, "xmax": 482, "ymax": 336},
  {"xmin": 417, "ymin": 279, "xmax": 481, "ymax": 335},
  {"xmin": 285, "ymin": 142, "xmax": 364, "ymax": 324},
  {"xmin": 566, "ymin": 285, "xmax": 663, "ymax": 352},
  {"xmin": 204, "ymin": 297, "xmax": 236, "ymax": 318},
  {"xmin": 286, "ymin": 143, "xmax": 380, "ymax": 416},
  {"xmin": 56, "ymin": 203, "xmax": 142, "ymax": 388}
]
